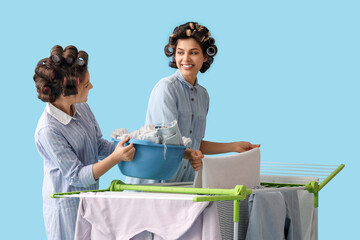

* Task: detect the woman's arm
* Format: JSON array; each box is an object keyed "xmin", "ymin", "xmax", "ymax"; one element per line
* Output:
[{"xmin": 200, "ymin": 140, "xmax": 260, "ymax": 155}]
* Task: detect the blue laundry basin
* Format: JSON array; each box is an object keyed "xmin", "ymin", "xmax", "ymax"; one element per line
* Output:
[{"xmin": 113, "ymin": 139, "xmax": 186, "ymax": 180}]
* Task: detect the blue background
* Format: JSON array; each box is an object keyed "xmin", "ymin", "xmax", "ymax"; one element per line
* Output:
[{"xmin": 1, "ymin": 0, "xmax": 358, "ymax": 239}]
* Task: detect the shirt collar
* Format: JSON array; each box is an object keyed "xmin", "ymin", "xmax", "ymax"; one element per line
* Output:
[
  {"xmin": 175, "ymin": 70, "xmax": 199, "ymax": 89},
  {"xmin": 46, "ymin": 103, "xmax": 80, "ymax": 125}
]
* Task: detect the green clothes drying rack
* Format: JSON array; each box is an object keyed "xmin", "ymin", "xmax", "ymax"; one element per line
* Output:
[{"xmin": 52, "ymin": 163, "xmax": 344, "ymax": 240}]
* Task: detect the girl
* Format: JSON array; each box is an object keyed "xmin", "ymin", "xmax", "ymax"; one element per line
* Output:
[
  {"xmin": 34, "ymin": 45, "xmax": 135, "ymax": 240},
  {"xmin": 127, "ymin": 22, "xmax": 259, "ymax": 184}
]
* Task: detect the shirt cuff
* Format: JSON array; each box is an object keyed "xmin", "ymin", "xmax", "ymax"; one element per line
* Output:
[{"xmin": 81, "ymin": 164, "xmax": 97, "ymax": 186}]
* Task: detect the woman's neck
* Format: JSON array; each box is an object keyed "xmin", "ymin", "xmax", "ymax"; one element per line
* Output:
[{"xmin": 182, "ymin": 73, "xmax": 197, "ymax": 86}]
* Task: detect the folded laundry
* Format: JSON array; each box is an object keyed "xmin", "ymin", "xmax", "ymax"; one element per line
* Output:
[
  {"xmin": 111, "ymin": 120, "xmax": 191, "ymax": 146},
  {"xmin": 193, "ymin": 148, "xmax": 261, "ymax": 189}
]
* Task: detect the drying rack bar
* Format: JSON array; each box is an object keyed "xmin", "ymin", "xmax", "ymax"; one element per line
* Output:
[
  {"xmin": 261, "ymin": 162, "xmax": 345, "ymax": 182},
  {"xmin": 51, "ymin": 163, "xmax": 344, "ymax": 240}
]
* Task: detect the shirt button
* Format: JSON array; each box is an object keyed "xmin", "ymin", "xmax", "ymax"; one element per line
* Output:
[
  {"xmin": 184, "ymin": 166, "xmax": 186, "ymax": 169},
  {"xmin": 190, "ymin": 130, "xmax": 192, "ymax": 134},
  {"xmin": 77, "ymin": 122, "xmax": 80, "ymax": 125},
  {"xmin": 192, "ymin": 114, "xmax": 194, "ymax": 118},
  {"xmin": 191, "ymin": 98, "xmax": 194, "ymax": 101},
  {"xmin": 191, "ymin": 88, "xmax": 194, "ymax": 91}
]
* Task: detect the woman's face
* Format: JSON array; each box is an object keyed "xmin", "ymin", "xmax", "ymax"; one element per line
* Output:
[
  {"xmin": 175, "ymin": 38, "xmax": 208, "ymax": 84},
  {"xmin": 76, "ymin": 71, "xmax": 93, "ymax": 103}
]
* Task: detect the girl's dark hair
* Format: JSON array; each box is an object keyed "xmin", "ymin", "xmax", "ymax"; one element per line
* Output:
[
  {"xmin": 33, "ymin": 45, "xmax": 89, "ymax": 103},
  {"xmin": 164, "ymin": 22, "xmax": 217, "ymax": 73}
]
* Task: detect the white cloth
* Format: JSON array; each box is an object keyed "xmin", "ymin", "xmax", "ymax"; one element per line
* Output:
[
  {"xmin": 111, "ymin": 124, "xmax": 159, "ymax": 143},
  {"xmin": 194, "ymin": 148, "xmax": 261, "ymax": 189},
  {"xmin": 74, "ymin": 192, "xmax": 221, "ymax": 240},
  {"xmin": 297, "ymin": 191, "xmax": 318, "ymax": 240},
  {"xmin": 111, "ymin": 120, "xmax": 191, "ymax": 146}
]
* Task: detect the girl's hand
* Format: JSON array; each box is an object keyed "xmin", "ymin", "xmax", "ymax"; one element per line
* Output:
[
  {"xmin": 113, "ymin": 137, "xmax": 135, "ymax": 163},
  {"xmin": 184, "ymin": 148, "xmax": 204, "ymax": 171},
  {"xmin": 233, "ymin": 141, "xmax": 260, "ymax": 153}
]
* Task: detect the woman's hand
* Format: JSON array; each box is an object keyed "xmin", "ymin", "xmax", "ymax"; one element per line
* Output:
[
  {"xmin": 184, "ymin": 148, "xmax": 204, "ymax": 171},
  {"xmin": 112, "ymin": 137, "xmax": 135, "ymax": 163},
  {"xmin": 232, "ymin": 141, "xmax": 260, "ymax": 153}
]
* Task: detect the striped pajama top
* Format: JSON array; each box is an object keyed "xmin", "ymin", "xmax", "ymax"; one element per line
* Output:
[{"xmin": 35, "ymin": 102, "xmax": 114, "ymax": 240}]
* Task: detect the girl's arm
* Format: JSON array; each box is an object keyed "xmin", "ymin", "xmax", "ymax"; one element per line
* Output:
[
  {"xmin": 92, "ymin": 137, "xmax": 134, "ymax": 180},
  {"xmin": 37, "ymin": 127, "xmax": 134, "ymax": 187}
]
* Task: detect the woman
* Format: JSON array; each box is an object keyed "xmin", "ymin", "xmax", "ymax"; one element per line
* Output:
[
  {"xmin": 126, "ymin": 22, "xmax": 259, "ymax": 184},
  {"xmin": 34, "ymin": 45, "xmax": 135, "ymax": 240}
]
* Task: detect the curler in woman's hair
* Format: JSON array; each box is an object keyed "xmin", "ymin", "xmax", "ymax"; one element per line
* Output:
[
  {"xmin": 165, "ymin": 45, "xmax": 174, "ymax": 56},
  {"xmin": 206, "ymin": 46, "xmax": 216, "ymax": 56},
  {"xmin": 186, "ymin": 29, "xmax": 191, "ymax": 37},
  {"xmin": 208, "ymin": 37, "xmax": 215, "ymax": 45}
]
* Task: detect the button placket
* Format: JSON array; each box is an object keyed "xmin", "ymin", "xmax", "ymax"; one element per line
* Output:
[
  {"xmin": 75, "ymin": 119, "xmax": 92, "ymax": 142},
  {"xmin": 189, "ymin": 86, "xmax": 195, "ymax": 136}
]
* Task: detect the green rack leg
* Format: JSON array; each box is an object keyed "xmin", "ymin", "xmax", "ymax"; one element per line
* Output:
[{"xmin": 319, "ymin": 164, "xmax": 345, "ymax": 191}]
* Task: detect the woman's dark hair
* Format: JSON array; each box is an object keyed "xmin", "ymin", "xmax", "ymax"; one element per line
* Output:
[
  {"xmin": 164, "ymin": 22, "xmax": 217, "ymax": 73},
  {"xmin": 33, "ymin": 45, "xmax": 89, "ymax": 103}
]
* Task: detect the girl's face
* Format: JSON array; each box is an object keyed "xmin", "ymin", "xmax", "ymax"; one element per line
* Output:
[
  {"xmin": 75, "ymin": 71, "xmax": 93, "ymax": 103},
  {"xmin": 175, "ymin": 38, "xmax": 208, "ymax": 84}
]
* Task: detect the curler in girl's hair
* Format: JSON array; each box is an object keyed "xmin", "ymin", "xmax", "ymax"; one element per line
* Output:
[
  {"xmin": 65, "ymin": 57, "xmax": 74, "ymax": 65},
  {"xmin": 52, "ymin": 55, "xmax": 61, "ymax": 64},
  {"xmin": 77, "ymin": 58, "xmax": 85, "ymax": 66},
  {"xmin": 42, "ymin": 86, "xmax": 51, "ymax": 95},
  {"xmin": 50, "ymin": 45, "xmax": 64, "ymax": 66},
  {"xmin": 77, "ymin": 51, "xmax": 88, "ymax": 68},
  {"xmin": 64, "ymin": 45, "xmax": 78, "ymax": 66}
]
